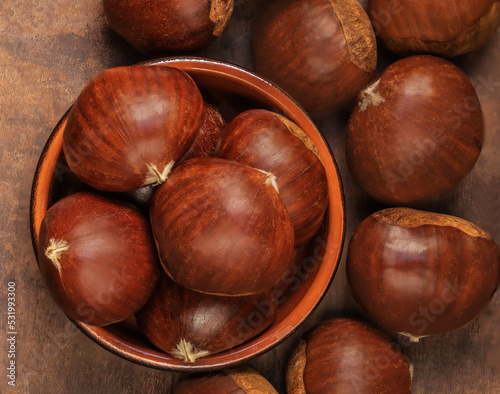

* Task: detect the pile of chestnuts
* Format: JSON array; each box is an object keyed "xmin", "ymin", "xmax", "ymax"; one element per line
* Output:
[
  {"xmin": 251, "ymin": 0, "xmax": 499, "ymax": 391},
  {"xmin": 38, "ymin": 64, "xmax": 329, "ymax": 363},
  {"xmin": 35, "ymin": 0, "xmax": 500, "ymax": 391}
]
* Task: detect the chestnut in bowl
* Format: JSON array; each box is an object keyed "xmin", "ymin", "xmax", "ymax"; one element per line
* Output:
[
  {"xmin": 103, "ymin": 0, "xmax": 234, "ymax": 55},
  {"xmin": 30, "ymin": 57, "xmax": 345, "ymax": 371},
  {"xmin": 368, "ymin": 0, "xmax": 500, "ymax": 57},
  {"xmin": 346, "ymin": 55, "xmax": 483, "ymax": 205},
  {"xmin": 179, "ymin": 102, "xmax": 225, "ymax": 163},
  {"xmin": 286, "ymin": 318, "xmax": 412, "ymax": 393},
  {"xmin": 150, "ymin": 157, "xmax": 295, "ymax": 296},
  {"xmin": 175, "ymin": 366, "xmax": 278, "ymax": 393},
  {"xmin": 136, "ymin": 275, "xmax": 278, "ymax": 362},
  {"xmin": 254, "ymin": 0, "xmax": 377, "ymax": 113},
  {"xmin": 63, "ymin": 65, "xmax": 204, "ymax": 192},
  {"xmin": 347, "ymin": 208, "xmax": 500, "ymax": 340}
]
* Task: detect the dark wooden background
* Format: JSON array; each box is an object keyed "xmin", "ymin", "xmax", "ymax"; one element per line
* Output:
[{"xmin": 1, "ymin": 0, "xmax": 499, "ymax": 392}]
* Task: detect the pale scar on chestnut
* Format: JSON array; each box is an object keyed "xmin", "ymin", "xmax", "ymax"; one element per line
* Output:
[
  {"xmin": 373, "ymin": 207, "xmax": 490, "ymax": 238},
  {"xmin": 328, "ymin": 0, "xmax": 377, "ymax": 73},
  {"xmin": 210, "ymin": 0, "xmax": 234, "ymax": 37}
]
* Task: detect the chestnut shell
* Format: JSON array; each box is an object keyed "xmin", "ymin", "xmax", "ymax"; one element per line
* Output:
[
  {"xmin": 286, "ymin": 318, "xmax": 412, "ymax": 393},
  {"xmin": 136, "ymin": 275, "xmax": 278, "ymax": 362},
  {"xmin": 175, "ymin": 366, "xmax": 278, "ymax": 393},
  {"xmin": 38, "ymin": 192, "xmax": 160, "ymax": 326},
  {"xmin": 63, "ymin": 65, "xmax": 204, "ymax": 192},
  {"xmin": 347, "ymin": 208, "xmax": 500, "ymax": 339},
  {"xmin": 254, "ymin": 0, "xmax": 377, "ymax": 113},
  {"xmin": 217, "ymin": 109, "xmax": 328, "ymax": 246},
  {"xmin": 103, "ymin": 0, "xmax": 234, "ymax": 54},
  {"xmin": 368, "ymin": 0, "xmax": 500, "ymax": 57},
  {"xmin": 150, "ymin": 157, "xmax": 295, "ymax": 296},
  {"xmin": 346, "ymin": 55, "xmax": 483, "ymax": 205}
]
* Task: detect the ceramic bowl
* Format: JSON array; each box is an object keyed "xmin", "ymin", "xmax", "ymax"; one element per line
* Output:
[{"xmin": 30, "ymin": 57, "xmax": 345, "ymax": 372}]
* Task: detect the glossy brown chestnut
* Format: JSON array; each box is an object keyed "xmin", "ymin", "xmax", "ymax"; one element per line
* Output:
[
  {"xmin": 150, "ymin": 157, "xmax": 295, "ymax": 296},
  {"xmin": 178, "ymin": 102, "xmax": 225, "ymax": 164},
  {"xmin": 346, "ymin": 55, "xmax": 483, "ymax": 205},
  {"xmin": 38, "ymin": 192, "xmax": 160, "ymax": 326},
  {"xmin": 286, "ymin": 318, "xmax": 412, "ymax": 393},
  {"xmin": 136, "ymin": 275, "xmax": 278, "ymax": 362},
  {"xmin": 103, "ymin": 0, "xmax": 234, "ymax": 55},
  {"xmin": 253, "ymin": 0, "xmax": 377, "ymax": 113},
  {"xmin": 63, "ymin": 65, "xmax": 204, "ymax": 192},
  {"xmin": 347, "ymin": 208, "xmax": 500, "ymax": 340},
  {"xmin": 368, "ymin": 0, "xmax": 500, "ymax": 57},
  {"xmin": 175, "ymin": 366, "xmax": 278, "ymax": 393},
  {"xmin": 217, "ymin": 109, "xmax": 328, "ymax": 246}
]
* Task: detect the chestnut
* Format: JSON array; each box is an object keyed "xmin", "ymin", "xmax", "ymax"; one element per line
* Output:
[
  {"xmin": 346, "ymin": 55, "xmax": 483, "ymax": 205},
  {"xmin": 253, "ymin": 0, "xmax": 377, "ymax": 113},
  {"xmin": 150, "ymin": 157, "xmax": 295, "ymax": 296},
  {"xmin": 63, "ymin": 65, "xmax": 204, "ymax": 192},
  {"xmin": 175, "ymin": 366, "xmax": 278, "ymax": 393},
  {"xmin": 347, "ymin": 208, "xmax": 500, "ymax": 340},
  {"xmin": 286, "ymin": 318, "xmax": 412, "ymax": 393},
  {"xmin": 103, "ymin": 0, "xmax": 234, "ymax": 55},
  {"xmin": 136, "ymin": 275, "xmax": 278, "ymax": 362},
  {"xmin": 38, "ymin": 192, "xmax": 160, "ymax": 326},
  {"xmin": 178, "ymin": 102, "xmax": 225, "ymax": 164},
  {"xmin": 368, "ymin": 0, "xmax": 500, "ymax": 57},
  {"xmin": 217, "ymin": 109, "xmax": 328, "ymax": 246}
]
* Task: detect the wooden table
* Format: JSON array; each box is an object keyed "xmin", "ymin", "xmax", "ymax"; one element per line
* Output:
[{"xmin": 1, "ymin": 0, "xmax": 499, "ymax": 392}]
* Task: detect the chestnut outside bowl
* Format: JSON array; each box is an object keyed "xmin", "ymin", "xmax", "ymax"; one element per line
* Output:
[{"xmin": 30, "ymin": 57, "xmax": 345, "ymax": 372}]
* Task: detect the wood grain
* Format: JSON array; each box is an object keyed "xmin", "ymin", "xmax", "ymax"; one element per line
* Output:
[{"xmin": 1, "ymin": 0, "xmax": 499, "ymax": 392}]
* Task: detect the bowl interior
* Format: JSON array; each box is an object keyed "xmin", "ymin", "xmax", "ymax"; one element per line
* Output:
[{"xmin": 30, "ymin": 57, "xmax": 345, "ymax": 372}]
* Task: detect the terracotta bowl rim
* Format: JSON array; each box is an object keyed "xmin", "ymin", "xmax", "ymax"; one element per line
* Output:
[{"xmin": 30, "ymin": 56, "xmax": 346, "ymax": 372}]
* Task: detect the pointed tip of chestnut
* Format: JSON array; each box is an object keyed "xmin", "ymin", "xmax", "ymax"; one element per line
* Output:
[
  {"xmin": 144, "ymin": 160, "xmax": 175, "ymax": 187},
  {"xmin": 171, "ymin": 338, "xmax": 210, "ymax": 363},
  {"xmin": 136, "ymin": 274, "xmax": 279, "ymax": 361},
  {"xmin": 44, "ymin": 238, "xmax": 69, "ymax": 270},
  {"xmin": 359, "ymin": 79, "xmax": 385, "ymax": 111},
  {"xmin": 347, "ymin": 208, "xmax": 500, "ymax": 337}
]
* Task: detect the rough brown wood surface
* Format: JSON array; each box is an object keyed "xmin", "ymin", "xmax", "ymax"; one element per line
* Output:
[{"xmin": 1, "ymin": 0, "xmax": 499, "ymax": 392}]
